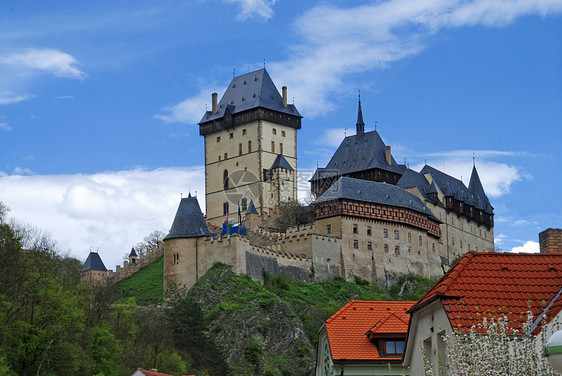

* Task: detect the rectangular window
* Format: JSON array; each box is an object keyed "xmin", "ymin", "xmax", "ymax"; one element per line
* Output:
[
  {"xmin": 239, "ymin": 143, "xmax": 242, "ymax": 155},
  {"xmin": 394, "ymin": 230, "xmax": 399, "ymax": 239},
  {"xmin": 387, "ymin": 340, "xmax": 405, "ymax": 355},
  {"xmin": 353, "ymin": 224, "xmax": 358, "ymax": 234},
  {"xmin": 229, "ymin": 132, "xmax": 233, "ymax": 139},
  {"xmin": 353, "ymin": 240, "xmax": 358, "ymax": 249},
  {"xmin": 384, "ymin": 244, "xmax": 388, "ymax": 253},
  {"xmin": 216, "ymin": 136, "xmax": 220, "ymax": 143},
  {"xmin": 367, "ymin": 241, "xmax": 372, "ymax": 250},
  {"xmin": 383, "ymin": 229, "xmax": 388, "ymax": 238},
  {"xmin": 281, "ymin": 130, "xmax": 286, "ymax": 137},
  {"xmin": 224, "ymin": 152, "xmax": 227, "ymax": 159},
  {"xmin": 326, "ymin": 224, "xmax": 332, "ymax": 234},
  {"xmin": 271, "ymin": 141, "xmax": 275, "ymax": 153},
  {"xmin": 395, "ymin": 245, "xmax": 400, "ymax": 254},
  {"xmin": 272, "ymin": 128, "xmax": 277, "ymax": 135},
  {"xmin": 242, "ymin": 129, "xmax": 247, "ymax": 135},
  {"xmin": 367, "ymin": 226, "xmax": 372, "ymax": 236},
  {"xmin": 279, "ymin": 142, "xmax": 283, "ymax": 154},
  {"xmin": 248, "ymin": 140, "xmax": 252, "ymax": 153}
]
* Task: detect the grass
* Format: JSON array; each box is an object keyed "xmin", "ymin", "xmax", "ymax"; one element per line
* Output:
[{"xmin": 115, "ymin": 256, "xmax": 164, "ymax": 304}]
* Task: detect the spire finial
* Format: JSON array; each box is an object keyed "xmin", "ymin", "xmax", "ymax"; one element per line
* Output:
[
  {"xmin": 264, "ymin": 59, "xmax": 266, "ymax": 69},
  {"xmin": 473, "ymin": 152, "xmax": 475, "ymax": 167},
  {"xmin": 233, "ymin": 69, "xmax": 235, "ymax": 78},
  {"xmin": 356, "ymin": 91, "xmax": 365, "ymax": 135}
]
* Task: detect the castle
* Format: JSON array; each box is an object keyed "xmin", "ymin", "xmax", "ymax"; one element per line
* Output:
[
  {"xmin": 161, "ymin": 68, "xmax": 495, "ymax": 290},
  {"xmin": 80, "ymin": 67, "xmax": 495, "ymax": 289}
]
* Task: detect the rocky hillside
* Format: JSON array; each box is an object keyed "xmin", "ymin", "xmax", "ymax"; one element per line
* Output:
[{"xmin": 116, "ymin": 261, "xmax": 436, "ymax": 376}]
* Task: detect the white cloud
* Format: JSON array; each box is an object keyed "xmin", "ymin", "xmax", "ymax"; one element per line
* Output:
[
  {"xmin": 411, "ymin": 151, "xmax": 529, "ymax": 197},
  {"xmin": 1, "ymin": 48, "xmax": 86, "ymax": 79},
  {"xmin": 155, "ymin": 87, "xmax": 220, "ymax": 124},
  {"xmin": 0, "ymin": 122, "xmax": 11, "ymax": 131},
  {"xmin": 265, "ymin": 0, "xmax": 562, "ymax": 117},
  {"xmin": 224, "ymin": 0, "xmax": 278, "ymax": 21},
  {"xmin": 510, "ymin": 240, "xmax": 540, "ymax": 253},
  {"xmin": 12, "ymin": 167, "xmax": 33, "ymax": 175},
  {"xmin": 0, "ymin": 91, "xmax": 35, "ymax": 104},
  {"xmin": 0, "ymin": 167, "xmax": 205, "ymax": 270}
]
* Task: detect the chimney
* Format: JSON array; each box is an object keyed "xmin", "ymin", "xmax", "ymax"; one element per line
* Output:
[
  {"xmin": 212, "ymin": 92, "xmax": 218, "ymax": 114},
  {"xmin": 385, "ymin": 146, "xmax": 392, "ymax": 165},
  {"xmin": 282, "ymin": 86, "xmax": 287, "ymax": 108}
]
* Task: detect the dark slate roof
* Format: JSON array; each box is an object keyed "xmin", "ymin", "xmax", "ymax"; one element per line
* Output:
[
  {"xmin": 81, "ymin": 252, "xmax": 108, "ymax": 272},
  {"xmin": 199, "ymin": 68, "xmax": 301, "ymax": 124},
  {"xmin": 397, "ymin": 168, "xmax": 434, "ymax": 202},
  {"xmin": 421, "ymin": 164, "xmax": 493, "ymax": 214},
  {"xmin": 468, "ymin": 165, "xmax": 493, "ymax": 213},
  {"xmin": 129, "ymin": 247, "xmax": 138, "ymax": 257},
  {"xmin": 313, "ymin": 177, "xmax": 439, "ymax": 221},
  {"xmin": 164, "ymin": 194, "xmax": 212, "ymax": 240},
  {"xmin": 420, "ymin": 164, "xmax": 469, "ymax": 200},
  {"xmin": 310, "ymin": 130, "xmax": 403, "ymax": 181},
  {"xmin": 270, "ymin": 154, "xmax": 294, "ymax": 170},
  {"xmin": 246, "ymin": 199, "xmax": 258, "ymax": 214}
]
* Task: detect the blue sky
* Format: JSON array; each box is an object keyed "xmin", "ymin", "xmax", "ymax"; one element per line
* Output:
[{"xmin": 0, "ymin": 0, "xmax": 561, "ymax": 269}]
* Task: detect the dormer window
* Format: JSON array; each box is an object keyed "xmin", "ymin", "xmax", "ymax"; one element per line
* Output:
[{"xmin": 382, "ymin": 340, "xmax": 405, "ymax": 356}]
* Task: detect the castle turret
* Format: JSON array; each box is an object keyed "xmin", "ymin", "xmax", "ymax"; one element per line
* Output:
[
  {"xmin": 163, "ymin": 193, "xmax": 212, "ymax": 291},
  {"xmin": 81, "ymin": 251, "xmax": 108, "ymax": 286},
  {"xmin": 129, "ymin": 247, "xmax": 138, "ymax": 265}
]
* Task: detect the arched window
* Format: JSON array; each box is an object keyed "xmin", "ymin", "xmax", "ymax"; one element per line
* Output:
[
  {"xmin": 418, "ymin": 235, "xmax": 422, "ymax": 246},
  {"xmin": 407, "ymin": 232, "xmax": 411, "ymax": 243},
  {"xmin": 223, "ymin": 169, "xmax": 229, "ymax": 189}
]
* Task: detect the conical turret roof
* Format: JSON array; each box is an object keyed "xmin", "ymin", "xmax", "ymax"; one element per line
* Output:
[
  {"xmin": 81, "ymin": 251, "xmax": 107, "ymax": 272},
  {"xmin": 164, "ymin": 194, "xmax": 212, "ymax": 240}
]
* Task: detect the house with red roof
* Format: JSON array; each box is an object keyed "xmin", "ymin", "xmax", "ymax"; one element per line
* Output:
[
  {"xmin": 403, "ymin": 251, "xmax": 562, "ymax": 375},
  {"xmin": 131, "ymin": 368, "xmax": 194, "ymax": 376},
  {"xmin": 316, "ymin": 300, "xmax": 415, "ymax": 376}
]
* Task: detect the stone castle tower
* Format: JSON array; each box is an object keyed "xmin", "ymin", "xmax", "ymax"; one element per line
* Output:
[{"xmin": 198, "ymin": 68, "xmax": 302, "ymax": 226}]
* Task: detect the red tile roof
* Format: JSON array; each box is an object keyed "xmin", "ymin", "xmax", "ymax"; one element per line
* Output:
[
  {"xmin": 326, "ymin": 300, "xmax": 414, "ymax": 361},
  {"xmin": 408, "ymin": 252, "xmax": 562, "ymax": 334},
  {"xmin": 137, "ymin": 368, "xmax": 176, "ymax": 376}
]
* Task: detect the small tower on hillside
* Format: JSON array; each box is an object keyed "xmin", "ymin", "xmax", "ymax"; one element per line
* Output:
[
  {"xmin": 129, "ymin": 247, "xmax": 138, "ymax": 265},
  {"xmin": 198, "ymin": 68, "xmax": 302, "ymax": 226},
  {"xmin": 81, "ymin": 251, "xmax": 108, "ymax": 286},
  {"xmin": 163, "ymin": 193, "xmax": 212, "ymax": 290}
]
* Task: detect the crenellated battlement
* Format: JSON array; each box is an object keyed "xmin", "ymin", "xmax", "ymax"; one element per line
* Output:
[{"xmin": 107, "ymin": 242, "xmax": 164, "ymax": 283}]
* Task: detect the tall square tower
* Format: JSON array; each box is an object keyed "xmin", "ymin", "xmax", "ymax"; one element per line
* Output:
[{"xmin": 198, "ymin": 69, "xmax": 301, "ymax": 226}]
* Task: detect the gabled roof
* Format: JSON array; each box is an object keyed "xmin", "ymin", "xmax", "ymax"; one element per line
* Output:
[
  {"xmin": 368, "ymin": 312, "xmax": 409, "ymax": 337},
  {"xmin": 396, "ymin": 168, "xmax": 436, "ymax": 202},
  {"xmin": 198, "ymin": 68, "xmax": 301, "ymax": 125},
  {"xmin": 164, "ymin": 194, "xmax": 212, "ymax": 240},
  {"xmin": 326, "ymin": 300, "xmax": 414, "ymax": 361},
  {"xmin": 135, "ymin": 368, "xmax": 177, "ymax": 376},
  {"xmin": 421, "ymin": 164, "xmax": 493, "ymax": 215},
  {"xmin": 408, "ymin": 252, "xmax": 562, "ymax": 334},
  {"xmin": 310, "ymin": 130, "xmax": 403, "ymax": 181},
  {"xmin": 246, "ymin": 199, "xmax": 258, "ymax": 215},
  {"xmin": 270, "ymin": 154, "xmax": 293, "ymax": 170},
  {"xmin": 313, "ymin": 177, "xmax": 439, "ymax": 221},
  {"xmin": 81, "ymin": 251, "xmax": 108, "ymax": 272}
]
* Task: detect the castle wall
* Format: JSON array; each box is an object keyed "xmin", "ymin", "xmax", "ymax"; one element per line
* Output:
[{"xmin": 107, "ymin": 244, "xmax": 164, "ymax": 284}]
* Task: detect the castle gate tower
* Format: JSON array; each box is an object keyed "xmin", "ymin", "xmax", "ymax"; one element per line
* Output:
[{"xmin": 198, "ymin": 68, "xmax": 302, "ymax": 226}]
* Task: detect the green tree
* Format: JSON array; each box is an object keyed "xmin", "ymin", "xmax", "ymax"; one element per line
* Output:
[{"xmin": 273, "ymin": 201, "xmax": 315, "ymax": 232}]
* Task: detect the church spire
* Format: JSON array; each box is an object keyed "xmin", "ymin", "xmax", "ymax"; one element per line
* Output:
[{"xmin": 356, "ymin": 92, "xmax": 365, "ymax": 135}]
